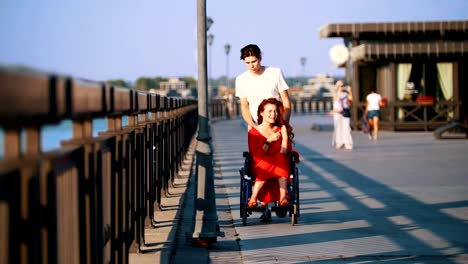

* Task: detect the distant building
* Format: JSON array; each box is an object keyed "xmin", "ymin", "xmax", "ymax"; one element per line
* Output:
[
  {"xmin": 217, "ymin": 85, "xmax": 235, "ymax": 97},
  {"xmin": 320, "ymin": 20, "xmax": 468, "ymax": 130},
  {"xmin": 287, "ymin": 86, "xmax": 305, "ymax": 98},
  {"xmin": 303, "ymin": 74, "xmax": 335, "ymax": 98},
  {"xmin": 152, "ymin": 78, "xmax": 191, "ymax": 97}
]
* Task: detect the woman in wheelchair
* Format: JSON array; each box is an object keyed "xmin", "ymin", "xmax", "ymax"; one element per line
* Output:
[{"xmin": 247, "ymin": 98, "xmax": 295, "ymax": 208}]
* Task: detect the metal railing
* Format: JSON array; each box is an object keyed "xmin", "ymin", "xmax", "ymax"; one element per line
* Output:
[
  {"xmin": 209, "ymin": 97, "xmax": 334, "ymax": 120},
  {"xmin": 290, "ymin": 98, "xmax": 334, "ymax": 114},
  {"xmin": 0, "ymin": 67, "xmax": 198, "ymax": 264},
  {"xmin": 210, "ymin": 96, "xmax": 461, "ymax": 131},
  {"xmin": 354, "ymin": 100, "xmax": 462, "ymax": 131}
]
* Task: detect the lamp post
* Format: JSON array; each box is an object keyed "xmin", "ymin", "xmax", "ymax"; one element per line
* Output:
[
  {"xmin": 300, "ymin": 57, "xmax": 307, "ymax": 76},
  {"xmin": 206, "ymin": 16, "xmax": 213, "ymax": 32},
  {"xmin": 192, "ymin": 0, "xmax": 220, "ymax": 245},
  {"xmin": 224, "ymin": 43, "xmax": 231, "ymax": 88},
  {"xmin": 207, "ymin": 33, "xmax": 214, "ymax": 96},
  {"xmin": 300, "ymin": 57, "xmax": 307, "ymax": 86}
]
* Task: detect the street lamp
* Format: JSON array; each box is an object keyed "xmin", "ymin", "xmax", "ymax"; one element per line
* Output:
[
  {"xmin": 224, "ymin": 43, "xmax": 231, "ymax": 88},
  {"xmin": 207, "ymin": 34, "xmax": 214, "ymax": 95},
  {"xmin": 300, "ymin": 57, "xmax": 307, "ymax": 76},
  {"xmin": 206, "ymin": 16, "xmax": 213, "ymax": 32}
]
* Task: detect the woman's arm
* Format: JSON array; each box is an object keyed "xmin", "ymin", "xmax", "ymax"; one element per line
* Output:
[
  {"xmin": 333, "ymin": 89, "xmax": 339, "ymax": 102},
  {"xmin": 378, "ymin": 95, "xmax": 385, "ymax": 107},
  {"xmin": 280, "ymin": 125, "xmax": 288, "ymax": 154},
  {"xmin": 364, "ymin": 94, "xmax": 370, "ymax": 113},
  {"xmin": 248, "ymin": 130, "xmax": 272, "ymax": 158},
  {"xmin": 347, "ymin": 86, "xmax": 353, "ymax": 105}
]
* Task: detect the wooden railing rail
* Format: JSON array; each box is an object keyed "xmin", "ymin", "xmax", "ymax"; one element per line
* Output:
[
  {"xmin": 0, "ymin": 67, "xmax": 198, "ymax": 264},
  {"xmin": 209, "ymin": 97, "xmax": 334, "ymax": 121},
  {"xmin": 353, "ymin": 100, "xmax": 461, "ymax": 131},
  {"xmin": 209, "ymin": 96, "xmax": 460, "ymax": 131}
]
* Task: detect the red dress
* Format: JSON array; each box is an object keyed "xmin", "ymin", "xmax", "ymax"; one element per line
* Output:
[{"xmin": 248, "ymin": 127, "xmax": 292, "ymax": 203}]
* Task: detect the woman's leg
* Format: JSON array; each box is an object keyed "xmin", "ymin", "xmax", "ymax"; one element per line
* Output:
[
  {"xmin": 373, "ymin": 116, "xmax": 379, "ymax": 140},
  {"xmin": 249, "ymin": 180, "xmax": 265, "ymax": 205},
  {"xmin": 278, "ymin": 177, "xmax": 288, "ymax": 204},
  {"xmin": 343, "ymin": 117, "xmax": 353, "ymax": 149},
  {"xmin": 367, "ymin": 117, "xmax": 373, "ymax": 134},
  {"xmin": 333, "ymin": 113, "xmax": 343, "ymax": 148}
]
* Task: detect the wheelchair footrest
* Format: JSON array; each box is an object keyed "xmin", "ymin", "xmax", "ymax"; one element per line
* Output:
[{"xmin": 243, "ymin": 206, "xmax": 268, "ymax": 213}]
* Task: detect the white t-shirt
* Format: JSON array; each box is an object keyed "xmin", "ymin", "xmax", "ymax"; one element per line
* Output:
[
  {"xmin": 235, "ymin": 66, "xmax": 289, "ymax": 122},
  {"xmin": 366, "ymin": 93, "xmax": 382, "ymax": 111}
]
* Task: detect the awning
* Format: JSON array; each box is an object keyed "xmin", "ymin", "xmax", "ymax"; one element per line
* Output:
[
  {"xmin": 319, "ymin": 20, "xmax": 468, "ymax": 39},
  {"xmin": 351, "ymin": 41, "xmax": 468, "ymax": 62}
]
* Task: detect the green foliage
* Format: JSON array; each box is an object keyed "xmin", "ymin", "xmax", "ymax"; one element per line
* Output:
[
  {"xmin": 135, "ymin": 77, "xmax": 159, "ymax": 90},
  {"xmin": 131, "ymin": 76, "xmax": 197, "ymax": 91},
  {"xmin": 285, "ymin": 77, "xmax": 309, "ymax": 87},
  {"xmin": 106, "ymin": 79, "xmax": 131, "ymax": 88},
  {"xmin": 106, "ymin": 74, "xmax": 343, "ymax": 93},
  {"xmin": 153, "ymin": 77, "xmax": 169, "ymax": 89},
  {"xmin": 179, "ymin": 76, "xmax": 197, "ymax": 90}
]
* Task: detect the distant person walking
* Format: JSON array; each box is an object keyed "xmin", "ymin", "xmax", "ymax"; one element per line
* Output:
[
  {"xmin": 332, "ymin": 80, "xmax": 353, "ymax": 149},
  {"xmin": 225, "ymin": 93, "xmax": 235, "ymax": 120},
  {"xmin": 365, "ymin": 87, "xmax": 384, "ymax": 140},
  {"xmin": 235, "ymin": 44, "xmax": 291, "ymax": 129}
]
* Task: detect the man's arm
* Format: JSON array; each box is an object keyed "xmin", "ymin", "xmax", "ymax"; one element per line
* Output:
[
  {"xmin": 239, "ymin": 97, "xmax": 256, "ymax": 128},
  {"xmin": 280, "ymin": 90, "xmax": 291, "ymax": 123}
]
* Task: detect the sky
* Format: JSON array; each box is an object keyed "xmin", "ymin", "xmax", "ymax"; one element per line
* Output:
[{"xmin": 1, "ymin": 0, "xmax": 467, "ymax": 84}]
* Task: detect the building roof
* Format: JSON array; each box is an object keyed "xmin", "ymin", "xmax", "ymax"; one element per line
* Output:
[
  {"xmin": 320, "ymin": 20, "xmax": 468, "ymax": 62},
  {"xmin": 351, "ymin": 41, "xmax": 468, "ymax": 62},
  {"xmin": 319, "ymin": 20, "xmax": 468, "ymax": 40}
]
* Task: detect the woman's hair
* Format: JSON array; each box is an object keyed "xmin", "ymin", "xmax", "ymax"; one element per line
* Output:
[
  {"xmin": 240, "ymin": 44, "xmax": 262, "ymax": 60},
  {"xmin": 256, "ymin": 98, "xmax": 295, "ymax": 141}
]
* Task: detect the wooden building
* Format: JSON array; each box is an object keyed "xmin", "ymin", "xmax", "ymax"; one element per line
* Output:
[{"xmin": 320, "ymin": 20, "xmax": 468, "ymax": 130}]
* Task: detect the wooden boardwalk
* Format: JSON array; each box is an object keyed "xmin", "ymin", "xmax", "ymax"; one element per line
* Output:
[
  {"xmin": 199, "ymin": 115, "xmax": 468, "ymax": 263},
  {"xmin": 158, "ymin": 114, "xmax": 468, "ymax": 263}
]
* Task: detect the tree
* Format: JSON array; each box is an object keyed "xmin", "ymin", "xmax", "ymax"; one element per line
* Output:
[
  {"xmin": 106, "ymin": 79, "xmax": 131, "ymax": 88},
  {"xmin": 300, "ymin": 57, "xmax": 307, "ymax": 75},
  {"xmin": 152, "ymin": 77, "xmax": 169, "ymax": 89},
  {"xmin": 179, "ymin": 76, "xmax": 197, "ymax": 90},
  {"xmin": 135, "ymin": 77, "xmax": 156, "ymax": 90}
]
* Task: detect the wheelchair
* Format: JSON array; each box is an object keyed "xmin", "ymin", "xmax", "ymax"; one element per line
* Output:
[{"xmin": 239, "ymin": 151, "xmax": 300, "ymax": 226}]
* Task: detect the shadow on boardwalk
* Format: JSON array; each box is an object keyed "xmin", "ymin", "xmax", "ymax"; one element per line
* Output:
[
  {"xmin": 171, "ymin": 116, "xmax": 468, "ymax": 264},
  {"xmin": 283, "ymin": 141, "xmax": 468, "ymax": 263},
  {"xmin": 210, "ymin": 118, "xmax": 468, "ymax": 263}
]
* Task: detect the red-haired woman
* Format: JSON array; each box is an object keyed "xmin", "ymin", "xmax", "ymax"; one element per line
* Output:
[{"xmin": 247, "ymin": 98, "xmax": 295, "ymax": 208}]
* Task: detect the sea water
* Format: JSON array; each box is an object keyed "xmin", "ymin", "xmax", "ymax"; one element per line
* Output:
[{"xmin": 0, "ymin": 117, "xmax": 128, "ymax": 160}]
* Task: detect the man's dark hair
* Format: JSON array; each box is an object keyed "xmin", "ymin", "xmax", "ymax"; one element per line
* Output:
[{"xmin": 240, "ymin": 44, "xmax": 261, "ymax": 60}]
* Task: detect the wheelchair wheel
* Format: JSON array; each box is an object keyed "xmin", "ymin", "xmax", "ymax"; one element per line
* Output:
[
  {"xmin": 293, "ymin": 166, "xmax": 300, "ymax": 218},
  {"xmin": 290, "ymin": 165, "xmax": 299, "ymax": 225},
  {"xmin": 239, "ymin": 169, "xmax": 247, "ymax": 225},
  {"xmin": 275, "ymin": 206, "xmax": 288, "ymax": 218},
  {"xmin": 242, "ymin": 209, "xmax": 247, "ymax": 226},
  {"xmin": 240, "ymin": 152, "xmax": 252, "ymax": 226}
]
